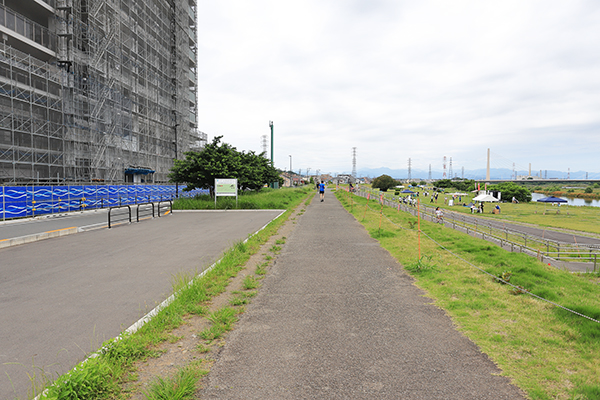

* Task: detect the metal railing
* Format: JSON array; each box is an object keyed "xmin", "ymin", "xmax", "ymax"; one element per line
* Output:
[
  {"xmin": 0, "ymin": 4, "xmax": 58, "ymax": 52},
  {"xmin": 108, "ymin": 205, "xmax": 131, "ymax": 229},
  {"xmin": 108, "ymin": 200, "xmax": 173, "ymax": 228},
  {"xmin": 136, "ymin": 202, "xmax": 155, "ymax": 222}
]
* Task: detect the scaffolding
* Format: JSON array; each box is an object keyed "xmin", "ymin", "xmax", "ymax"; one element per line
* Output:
[{"xmin": 0, "ymin": 0, "xmax": 198, "ymax": 184}]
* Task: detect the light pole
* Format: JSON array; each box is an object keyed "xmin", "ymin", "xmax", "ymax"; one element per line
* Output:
[{"xmin": 289, "ymin": 155, "xmax": 292, "ymax": 172}]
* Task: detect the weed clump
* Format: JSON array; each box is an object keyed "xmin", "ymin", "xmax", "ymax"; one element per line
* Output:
[{"xmin": 404, "ymin": 255, "xmax": 439, "ymax": 273}]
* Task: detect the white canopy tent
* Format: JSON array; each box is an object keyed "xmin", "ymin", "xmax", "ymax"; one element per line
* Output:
[{"xmin": 472, "ymin": 194, "xmax": 499, "ymax": 202}]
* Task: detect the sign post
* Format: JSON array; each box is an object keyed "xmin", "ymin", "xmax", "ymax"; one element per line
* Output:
[{"xmin": 215, "ymin": 178, "xmax": 238, "ymax": 208}]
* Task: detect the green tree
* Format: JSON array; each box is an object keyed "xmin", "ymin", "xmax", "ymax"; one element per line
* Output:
[
  {"xmin": 434, "ymin": 179, "xmax": 475, "ymax": 192},
  {"xmin": 372, "ymin": 174, "xmax": 397, "ymax": 192},
  {"xmin": 585, "ymin": 187, "xmax": 593, "ymax": 194},
  {"xmin": 488, "ymin": 182, "xmax": 532, "ymax": 203},
  {"xmin": 238, "ymin": 150, "xmax": 281, "ymax": 191},
  {"xmin": 169, "ymin": 136, "xmax": 280, "ymax": 194},
  {"xmin": 434, "ymin": 179, "xmax": 453, "ymax": 189}
]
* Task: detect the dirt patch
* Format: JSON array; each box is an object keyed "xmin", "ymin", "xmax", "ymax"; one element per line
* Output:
[{"xmin": 123, "ymin": 199, "xmax": 309, "ymax": 398}]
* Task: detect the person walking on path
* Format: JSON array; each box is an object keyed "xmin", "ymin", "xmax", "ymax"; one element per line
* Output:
[{"xmin": 319, "ymin": 181, "xmax": 325, "ymax": 202}]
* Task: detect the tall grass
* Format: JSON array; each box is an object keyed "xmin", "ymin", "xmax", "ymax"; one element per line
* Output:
[
  {"xmin": 336, "ymin": 189, "xmax": 600, "ymax": 400},
  {"xmin": 173, "ymin": 187, "xmax": 310, "ymax": 210},
  {"xmin": 143, "ymin": 362, "xmax": 208, "ymax": 400}
]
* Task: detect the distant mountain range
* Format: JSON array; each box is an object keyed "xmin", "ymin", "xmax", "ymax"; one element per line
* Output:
[{"xmin": 344, "ymin": 167, "xmax": 596, "ymax": 180}]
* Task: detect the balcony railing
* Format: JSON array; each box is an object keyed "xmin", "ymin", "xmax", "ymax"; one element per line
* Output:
[{"xmin": 0, "ymin": 5, "xmax": 57, "ymax": 52}]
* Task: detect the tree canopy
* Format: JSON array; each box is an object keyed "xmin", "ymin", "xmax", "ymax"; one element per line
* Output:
[
  {"xmin": 434, "ymin": 179, "xmax": 476, "ymax": 192},
  {"xmin": 371, "ymin": 174, "xmax": 398, "ymax": 192},
  {"xmin": 488, "ymin": 182, "xmax": 532, "ymax": 203},
  {"xmin": 169, "ymin": 136, "xmax": 281, "ymax": 194}
]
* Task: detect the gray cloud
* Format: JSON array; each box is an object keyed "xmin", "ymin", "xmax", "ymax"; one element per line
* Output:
[{"xmin": 197, "ymin": 0, "xmax": 600, "ymax": 175}]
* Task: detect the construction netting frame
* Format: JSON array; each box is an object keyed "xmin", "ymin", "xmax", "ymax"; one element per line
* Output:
[{"xmin": 0, "ymin": 184, "xmax": 208, "ymax": 221}]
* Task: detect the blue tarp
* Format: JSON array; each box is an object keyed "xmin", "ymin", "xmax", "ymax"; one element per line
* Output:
[
  {"xmin": 536, "ymin": 196, "xmax": 567, "ymax": 203},
  {"xmin": 125, "ymin": 168, "xmax": 155, "ymax": 175}
]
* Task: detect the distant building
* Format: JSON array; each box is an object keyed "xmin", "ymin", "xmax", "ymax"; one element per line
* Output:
[{"xmin": 281, "ymin": 172, "xmax": 304, "ymax": 187}]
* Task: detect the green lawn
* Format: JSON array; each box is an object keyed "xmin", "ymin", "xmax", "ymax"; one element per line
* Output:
[
  {"xmin": 360, "ymin": 185, "xmax": 600, "ymax": 236},
  {"xmin": 337, "ymin": 188, "xmax": 600, "ymax": 400}
]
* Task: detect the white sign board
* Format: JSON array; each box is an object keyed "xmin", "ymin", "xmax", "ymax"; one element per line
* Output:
[
  {"xmin": 215, "ymin": 178, "xmax": 238, "ymax": 196},
  {"xmin": 215, "ymin": 178, "xmax": 238, "ymax": 208}
]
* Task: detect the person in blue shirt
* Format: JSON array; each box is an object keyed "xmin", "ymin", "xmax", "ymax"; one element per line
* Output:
[{"xmin": 319, "ymin": 181, "xmax": 325, "ymax": 202}]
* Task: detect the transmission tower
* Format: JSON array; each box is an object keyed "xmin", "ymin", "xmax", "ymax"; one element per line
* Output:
[
  {"xmin": 448, "ymin": 157, "xmax": 453, "ymax": 179},
  {"xmin": 352, "ymin": 147, "xmax": 357, "ymax": 178},
  {"xmin": 408, "ymin": 158, "xmax": 412, "ymax": 181},
  {"xmin": 443, "ymin": 156, "xmax": 447, "ymax": 179},
  {"xmin": 428, "ymin": 164, "xmax": 432, "ymax": 180},
  {"xmin": 261, "ymin": 135, "xmax": 268, "ymax": 157}
]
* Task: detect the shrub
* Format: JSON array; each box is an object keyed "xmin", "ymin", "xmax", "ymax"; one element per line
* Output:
[{"xmin": 372, "ymin": 174, "xmax": 397, "ymax": 192}]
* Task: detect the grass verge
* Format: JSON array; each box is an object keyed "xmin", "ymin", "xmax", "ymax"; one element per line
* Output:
[
  {"xmin": 173, "ymin": 187, "xmax": 308, "ymax": 210},
  {"xmin": 143, "ymin": 361, "xmax": 209, "ymax": 400},
  {"xmin": 336, "ymin": 189, "xmax": 600, "ymax": 400},
  {"xmin": 35, "ymin": 188, "xmax": 311, "ymax": 400}
]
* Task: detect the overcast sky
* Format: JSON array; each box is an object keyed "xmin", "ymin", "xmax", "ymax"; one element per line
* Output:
[{"xmin": 196, "ymin": 0, "xmax": 600, "ymax": 177}]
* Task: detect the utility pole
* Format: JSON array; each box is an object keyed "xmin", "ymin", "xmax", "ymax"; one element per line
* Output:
[
  {"xmin": 486, "ymin": 148, "xmax": 490, "ymax": 182},
  {"xmin": 269, "ymin": 121, "xmax": 274, "ymax": 166},
  {"xmin": 261, "ymin": 135, "xmax": 268, "ymax": 156},
  {"xmin": 443, "ymin": 156, "xmax": 447, "ymax": 179},
  {"xmin": 269, "ymin": 121, "xmax": 277, "ymax": 188},
  {"xmin": 352, "ymin": 147, "xmax": 357, "ymax": 178}
]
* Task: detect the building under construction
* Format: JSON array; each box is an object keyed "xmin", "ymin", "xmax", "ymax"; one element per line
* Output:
[{"xmin": 0, "ymin": 0, "xmax": 204, "ymax": 184}]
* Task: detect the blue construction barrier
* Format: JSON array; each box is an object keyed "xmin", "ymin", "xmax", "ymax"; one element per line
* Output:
[{"xmin": 0, "ymin": 184, "xmax": 208, "ymax": 220}]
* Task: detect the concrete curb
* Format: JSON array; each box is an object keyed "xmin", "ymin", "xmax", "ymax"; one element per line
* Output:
[{"xmin": 0, "ymin": 227, "xmax": 78, "ymax": 249}]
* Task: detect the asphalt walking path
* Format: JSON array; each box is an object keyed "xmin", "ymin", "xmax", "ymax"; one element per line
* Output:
[{"xmin": 199, "ymin": 193, "xmax": 526, "ymax": 399}]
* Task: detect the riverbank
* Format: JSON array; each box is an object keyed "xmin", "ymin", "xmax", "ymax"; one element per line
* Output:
[{"xmin": 534, "ymin": 190, "xmax": 600, "ymax": 200}]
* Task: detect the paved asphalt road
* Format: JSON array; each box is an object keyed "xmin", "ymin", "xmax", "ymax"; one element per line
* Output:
[
  {"xmin": 0, "ymin": 209, "xmax": 111, "ymax": 241},
  {"xmin": 0, "ymin": 210, "xmax": 283, "ymax": 400},
  {"xmin": 199, "ymin": 194, "xmax": 526, "ymax": 399}
]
